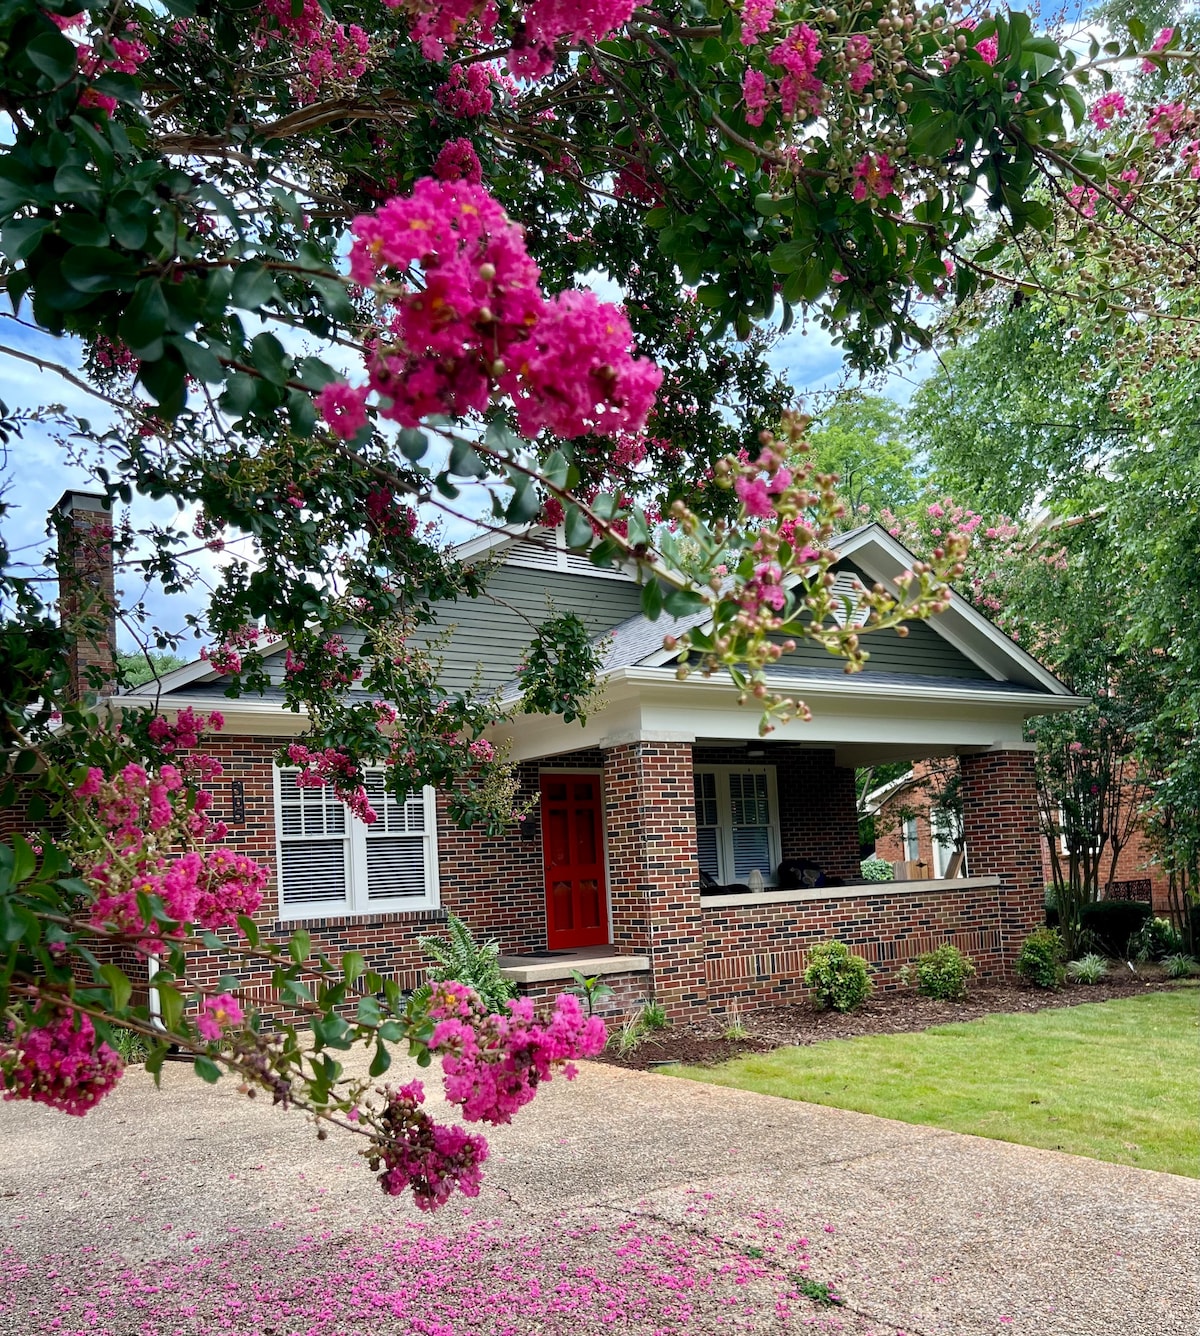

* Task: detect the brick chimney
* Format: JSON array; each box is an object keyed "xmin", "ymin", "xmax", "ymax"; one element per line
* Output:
[{"xmin": 53, "ymin": 489, "xmax": 117, "ymax": 698}]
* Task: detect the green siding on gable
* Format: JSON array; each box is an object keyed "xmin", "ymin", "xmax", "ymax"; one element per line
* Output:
[
  {"xmin": 414, "ymin": 563, "xmax": 645, "ymax": 693},
  {"xmin": 763, "ymin": 560, "xmax": 993, "ymax": 681}
]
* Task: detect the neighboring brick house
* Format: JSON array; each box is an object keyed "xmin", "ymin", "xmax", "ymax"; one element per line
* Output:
[
  {"xmin": 870, "ymin": 761, "xmax": 1171, "ymax": 916},
  {"xmin": 43, "ymin": 491, "xmax": 1087, "ymax": 1022}
]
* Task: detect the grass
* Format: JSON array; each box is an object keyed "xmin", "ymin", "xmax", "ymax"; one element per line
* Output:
[{"xmin": 671, "ymin": 988, "xmax": 1200, "ymax": 1177}]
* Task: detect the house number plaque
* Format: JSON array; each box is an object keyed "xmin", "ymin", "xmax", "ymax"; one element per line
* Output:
[{"xmin": 229, "ymin": 780, "xmax": 246, "ymax": 825}]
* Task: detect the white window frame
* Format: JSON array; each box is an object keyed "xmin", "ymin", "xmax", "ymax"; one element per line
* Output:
[
  {"xmin": 693, "ymin": 765, "xmax": 781, "ymax": 887},
  {"xmin": 274, "ymin": 767, "xmax": 439, "ymax": 921},
  {"xmin": 902, "ymin": 816, "xmax": 921, "ymax": 863}
]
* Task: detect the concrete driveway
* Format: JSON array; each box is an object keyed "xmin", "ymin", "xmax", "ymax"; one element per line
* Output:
[{"xmin": 0, "ymin": 1053, "xmax": 1195, "ymax": 1335}]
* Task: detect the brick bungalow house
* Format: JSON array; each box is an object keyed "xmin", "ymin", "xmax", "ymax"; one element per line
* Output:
[{"xmin": 50, "ymin": 490, "xmax": 1085, "ymax": 1021}]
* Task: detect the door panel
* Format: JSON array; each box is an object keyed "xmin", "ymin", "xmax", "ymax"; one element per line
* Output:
[{"xmin": 540, "ymin": 774, "xmax": 609, "ymax": 948}]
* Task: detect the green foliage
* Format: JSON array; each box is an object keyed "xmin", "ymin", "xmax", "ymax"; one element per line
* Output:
[
  {"xmin": 115, "ymin": 651, "xmax": 187, "ymax": 688},
  {"xmin": 108, "ymin": 1027, "xmax": 151, "ymax": 1064},
  {"xmin": 420, "ymin": 913, "xmax": 516, "ymax": 1014},
  {"xmin": 637, "ymin": 1001, "xmax": 668, "ymax": 1033},
  {"xmin": 803, "ymin": 941, "xmax": 872, "ymax": 1013},
  {"xmin": 1016, "ymin": 928, "xmax": 1066, "ymax": 990},
  {"xmin": 1164, "ymin": 953, "xmax": 1198, "ymax": 980},
  {"xmin": 791, "ymin": 1276, "xmax": 844, "ymax": 1308},
  {"xmin": 721, "ymin": 1001, "xmax": 749, "ymax": 1041},
  {"xmin": 808, "ymin": 392, "xmax": 924, "ymax": 514},
  {"xmin": 908, "ymin": 945, "xmax": 975, "ymax": 1001},
  {"xmin": 517, "ymin": 613, "xmax": 601, "ymax": 725},
  {"xmin": 1131, "ymin": 916, "xmax": 1185, "ymax": 963},
  {"xmin": 568, "ymin": 969, "xmax": 614, "ymax": 1018},
  {"xmin": 1066, "ymin": 954, "xmax": 1110, "ymax": 985},
  {"xmin": 859, "ymin": 858, "xmax": 893, "ymax": 883},
  {"xmin": 1078, "ymin": 901, "xmax": 1153, "ymax": 959}
]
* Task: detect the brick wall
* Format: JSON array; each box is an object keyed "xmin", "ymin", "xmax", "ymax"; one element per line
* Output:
[
  {"xmin": 517, "ymin": 969, "xmax": 650, "ymax": 1021},
  {"xmin": 959, "ymin": 749, "xmax": 1044, "ymax": 968},
  {"xmin": 603, "ymin": 741, "xmax": 706, "ymax": 1019},
  {"xmin": 53, "ymin": 491, "xmax": 117, "ymax": 699},
  {"xmin": 703, "ymin": 883, "xmax": 1010, "ymax": 1013}
]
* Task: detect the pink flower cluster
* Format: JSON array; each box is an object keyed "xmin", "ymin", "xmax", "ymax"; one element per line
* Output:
[
  {"xmin": 197, "ymin": 993, "xmax": 244, "ymax": 1042},
  {"xmin": 974, "ymin": 35, "xmax": 998, "ymax": 66},
  {"xmin": 372, "ymin": 1080, "xmax": 489, "ymax": 1208},
  {"xmin": 0, "ymin": 1010, "xmax": 123, "ymax": 1116},
  {"xmin": 1148, "ymin": 101, "xmax": 1187, "ymax": 147},
  {"xmin": 146, "ymin": 706, "xmax": 225, "ymax": 754},
  {"xmin": 435, "ymin": 62, "xmax": 506, "ymax": 117},
  {"xmin": 284, "ymin": 742, "xmax": 377, "ymax": 824},
  {"xmin": 739, "ymin": 0, "xmax": 775, "ymax": 46},
  {"xmin": 851, "ymin": 152, "xmax": 896, "ymax": 202},
  {"xmin": 200, "ymin": 625, "xmax": 259, "ymax": 676},
  {"xmin": 508, "ymin": 0, "xmax": 635, "ymax": 80},
  {"xmin": 344, "ymin": 178, "xmax": 660, "ymax": 437},
  {"xmin": 1142, "ymin": 26, "xmax": 1173, "ymax": 72},
  {"xmin": 1066, "ymin": 183, "xmax": 1098, "ymax": 218},
  {"xmin": 364, "ymin": 486, "xmax": 419, "ymax": 539},
  {"xmin": 49, "ymin": 16, "xmax": 151, "ymax": 114},
  {"xmin": 92, "ymin": 335, "xmax": 138, "ymax": 373},
  {"xmin": 845, "ymin": 33, "xmax": 874, "ymax": 92},
  {"xmin": 741, "ymin": 21, "xmax": 828, "ymax": 124},
  {"xmin": 433, "ymin": 137, "xmax": 483, "ymax": 183},
  {"xmin": 257, "ymin": 0, "xmax": 369, "ymax": 98},
  {"xmin": 1090, "ymin": 91, "xmax": 1126, "ymax": 129},
  {"xmin": 427, "ymin": 982, "xmax": 606, "ymax": 1125},
  {"xmin": 315, "ymin": 382, "xmax": 370, "ymax": 439}
]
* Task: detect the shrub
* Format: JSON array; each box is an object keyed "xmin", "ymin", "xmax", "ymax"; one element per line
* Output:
[
  {"xmin": 1165, "ymin": 953, "xmax": 1198, "ymax": 980},
  {"xmin": 637, "ymin": 1001, "xmax": 668, "ymax": 1032},
  {"xmin": 859, "ymin": 857, "xmax": 893, "ymax": 883},
  {"xmin": 1077, "ymin": 900, "xmax": 1152, "ymax": 957},
  {"xmin": 1066, "ymin": 953, "xmax": 1109, "ymax": 985},
  {"xmin": 804, "ymin": 940, "xmax": 872, "ymax": 1013},
  {"xmin": 1016, "ymin": 928, "xmax": 1066, "ymax": 990},
  {"xmin": 421, "ymin": 913, "xmax": 516, "ymax": 1013},
  {"xmin": 1131, "ymin": 916, "xmax": 1184, "ymax": 963},
  {"xmin": 109, "ymin": 1027, "xmax": 151, "ymax": 1064},
  {"xmin": 910, "ymin": 944, "xmax": 975, "ymax": 1000}
]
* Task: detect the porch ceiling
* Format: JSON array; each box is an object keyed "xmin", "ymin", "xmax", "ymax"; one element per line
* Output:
[{"xmin": 489, "ymin": 666, "xmax": 1083, "ymax": 765}]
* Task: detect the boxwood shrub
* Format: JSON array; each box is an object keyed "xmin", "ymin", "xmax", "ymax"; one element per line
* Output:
[
  {"xmin": 804, "ymin": 940, "xmax": 872, "ymax": 1013},
  {"xmin": 1016, "ymin": 927, "xmax": 1066, "ymax": 990},
  {"xmin": 1078, "ymin": 901, "xmax": 1152, "ymax": 957}
]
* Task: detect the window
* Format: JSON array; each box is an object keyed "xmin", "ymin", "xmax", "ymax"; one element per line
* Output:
[
  {"xmin": 902, "ymin": 817, "xmax": 921, "ymax": 863},
  {"xmin": 693, "ymin": 766, "xmax": 780, "ymax": 886},
  {"xmin": 932, "ymin": 832, "xmax": 965, "ymax": 878},
  {"xmin": 275, "ymin": 768, "xmax": 439, "ymax": 919}
]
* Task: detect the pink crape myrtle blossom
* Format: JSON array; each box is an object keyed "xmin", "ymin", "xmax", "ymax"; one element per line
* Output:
[
  {"xmin": 370, "ymin": 1080, "xmax": 489, "ymax": 1207},
  {"xmin": 257, "ymin": 0, "xmax": 369, "ymax": 96},
  {"xmin": 390, "ymin": 0, "xmax": 498, "ymax": 65},
  {"xmin": 770, "ymin": 23, "xmax": 825, "ymax": 119},
  {"xmin": 197, "ymin": 994, "xmax": 244, "ymax": 1042},
  {"xmin": 975, "ymin": 35, "xmax": 999, "ymax": 65},
  {"xmin": 1090, "ymin": 91, "xmax": 1126, "ymax": 129},
  {"xmin": 845, "ymin": 33, "xmax": 874, "ymax": 92},
  {"xmin": 1066, "ymin": 183, "xmax": 1098, "ymax": 218},
  {"xmin": 1142, "ymin": 26, "xmax": 1174, "ymax": 72},
  {"xmin": 513, "ymin": 0, "xmax": 636, "ymax": 79},
  {"xmin": 0, "ymin": 1010, "xmax": 123, "ymax": 1116},
  {"xmin": 316, "ymin": 381, "xmax": 370, "ymax": 438},
  {"xmin": 742, "ymin": 68, "xmax": 771, "ymax": 126},
  {"xmin": 435, "ymin": 63, "xmax": 503, "ymax": 117},
  {"xmin": 1147, "ymin": 102, "xmax": 1187, "ymax": 147},
  {"xmin": 735, "ymin": 475, "xmax": 775, "ymax": 518},
  {"xmin": 427, "ymin": 983, "xmax": 606, "ymax": 1125},
  {"xmin": 343, "ymin": 178, "xmax": 660, "ymax": 438},
  {"xmin": 851, "ymin": 152, "xmax": 895, "ymax": 201},
  {"xmin": 739, "ymin": 0, "xmax": 775, "ymax": 46},
  {"xmin": 433, "ymin": 137, "xmax": 483, "ymax": 183}
]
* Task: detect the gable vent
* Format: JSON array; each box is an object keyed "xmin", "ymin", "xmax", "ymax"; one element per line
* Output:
[
  {"xmin": 504, "ymin": 526, "xmax": 634, "ymax": 582},
  {"xmin": 828, "ymin": 571, "xmax": 870, "ymax": 628}
]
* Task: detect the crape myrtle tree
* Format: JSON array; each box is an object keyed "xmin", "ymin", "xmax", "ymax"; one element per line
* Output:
[{"xmin": 0, "ymin": 0, "xmax": 1196, "ymax": 1202}]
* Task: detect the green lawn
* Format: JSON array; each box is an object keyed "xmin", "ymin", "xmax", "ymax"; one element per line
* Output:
[{"xmin": 671, "ymin": 988, "xmax": 1200, "ymax": 1177}]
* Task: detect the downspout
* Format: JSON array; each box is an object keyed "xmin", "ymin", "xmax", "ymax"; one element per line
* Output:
[{"xmin": 147, "ymin": 953, "xmax": 165, "ymax": 1031}]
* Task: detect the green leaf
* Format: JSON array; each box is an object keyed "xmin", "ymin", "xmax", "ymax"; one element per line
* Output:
[
  {"xmin": 342, "ymin": 951, "xmax": 365, "ymax": 986},
  {"xmin": 98, "ymin": 963, "xmax": 132, "ymax": 1012},
  {"xmin": 236, "ymin": 914, "xmax": 259, "ymax": 947},
  {"xmin": 397, "ymin": 428, "xmax": 428, "ymax": 461},
  {"xmin": 119, "ymin": 278, "xmax": 169, "ymax": 359},
  {"xmin": 155, "ymin": 980, "xmax": 183, "ymax": 1031},
  {"xmin": 564, "ymin": 506, "xmax": 593, "ymax": 550},
  {"xmin": 231, "ymin": 261, "xmax": 278, "ymax": 311},
  {"xmin": 356, "ymin": 994, "xmax": 381, "ymax": 1025},
  {"xmin": 193, "ymin": 1055, "xmax": 222, "ymax": 1083},
  {"xmin": 369, "ymin": 1040, "xmax": 391, "ymax": 1076},
  {"xmin": 250, "ymin": 331, "xmax": 290, "ymax": 385},
  {"xmin": 26, "ymin": 29, "xmax": 78, "ymax": 83},
  {"xmin": 448, "ymin": 437, "xmax": 487, "ymax": 478},
  {"xmin": 10, "ymin": 834, "xmax": 36, "ymax": 886},
  {"xmin": 138, "ymin": 350, "xmax": 187, "ymax": 416},
  {"xmin": 663, "ymin": 587, "xmax": 708, "ymax": 617},
  {"xmin": 640, "ymin": 578, "xmax": 664, "ymax": 619},
  {"xmin": 171, "ymin": 336, "xmax": 225, "ymax": 384},
  {"xmin": 504, "ymin": 474, "xmax": 542, "ymax": 524},
  {"xmin": 289, "ymin": 928, "xmax": 311, "ymax": 964},
  {"xmin": 61, "ymin": 246, "xmax": 137, "ymax": 294}
]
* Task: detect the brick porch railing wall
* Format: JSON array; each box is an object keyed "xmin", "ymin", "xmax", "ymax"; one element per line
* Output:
[
  {"xmin": 603, "ymin": 741, "xmax": 706, "ymax": 1019},
  {"xmin": 703, "ymin": 882, "xmax": 1009, "ymax": 1013},
  {"xmin": 959, "ymin": 748, "xmax": 1044, "ymax": 967}
]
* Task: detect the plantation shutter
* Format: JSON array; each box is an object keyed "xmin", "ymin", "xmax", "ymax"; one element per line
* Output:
[
  {"xmin": 693, "ymin": 771, "xmax": 721, "ymax": 880},
  {"xmin": 277, "ymin": 770, "xmax": 350, "ymax": 911},
  {"xmin": 728, "ymin": 771, "xmax": 773, "ymax": 882},
  {"xmin": 363, "ymin": 774, "xmax": 434, "ymax": 905}
]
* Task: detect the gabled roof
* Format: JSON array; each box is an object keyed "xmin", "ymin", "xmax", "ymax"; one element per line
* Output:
[{"xmin": 627, "ymin": 522, "xmax": 1072, "ymax": 696}]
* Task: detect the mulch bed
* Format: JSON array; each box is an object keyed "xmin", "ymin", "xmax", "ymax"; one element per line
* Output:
[{"xmin": 599, "ymin": 970, "xmax": 1183, "ymax": 1071}]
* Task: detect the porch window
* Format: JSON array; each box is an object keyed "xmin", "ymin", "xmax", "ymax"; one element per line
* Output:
[
  {"xmin": 275, "ymin": 768, "xmax": 439, "ymax": 919},
  {"xmin": 693, "ymin": 766, "xmax": 781, "ymax": 886}
]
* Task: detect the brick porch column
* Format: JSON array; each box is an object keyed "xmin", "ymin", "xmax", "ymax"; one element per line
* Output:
[
  {"xmin": 960, "ymin": 747, "xmax": 1043, "ymax": 970},
  {"xmin": 603, "ymin": 741, "xmax": 706, "ymax": 1019}
]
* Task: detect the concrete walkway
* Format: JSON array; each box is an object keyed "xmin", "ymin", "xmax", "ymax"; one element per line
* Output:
[{"xmin": 0, "ymin": 1054, "xmax": 1195, "ymax": 1335}]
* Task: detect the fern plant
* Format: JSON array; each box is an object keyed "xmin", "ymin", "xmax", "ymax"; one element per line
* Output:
[{"xmin": 420, "ymin": 913, "xmax": 516, "ymax": 1014}]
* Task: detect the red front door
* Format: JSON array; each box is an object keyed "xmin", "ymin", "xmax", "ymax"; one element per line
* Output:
[{"xmin": 540, "ymin": 773, "xmax": 609, "ymax": 949}]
